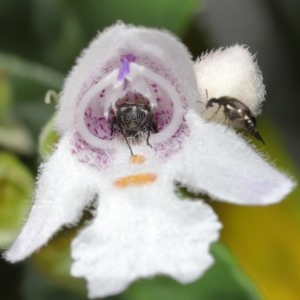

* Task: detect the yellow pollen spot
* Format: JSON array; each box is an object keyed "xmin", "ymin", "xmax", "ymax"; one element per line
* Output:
[
  {"xmin": 129, "ymin": 155, "xmax": 146, "ymax": 164},
  {"xmin": 114, "ymin": 173, "xmax": 157, "ymax": 188}
]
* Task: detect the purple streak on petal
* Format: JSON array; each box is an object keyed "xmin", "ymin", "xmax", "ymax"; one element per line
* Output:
[{"xmin": 117, "ymin": 54, "xmax": 136, "ymax": 82}]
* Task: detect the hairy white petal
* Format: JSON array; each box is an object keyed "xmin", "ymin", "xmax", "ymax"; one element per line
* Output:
[
  {"xmin": 58, "ymin": 22, "xmax": 198, "ymax": 135},
  {"xmin": 173, "ymin": 110, "xmax": 295, "ymax": 205},
  {"xmin": 5, "ymin": 134, "xmax": 98, "ymax": 262},
  {"xmin": 194, "ymin": 44, "xmax": 265, "ymax": 118},
  {"xmin": 71, "ymin": 182, "xmax": 221, "ymax": 298}
]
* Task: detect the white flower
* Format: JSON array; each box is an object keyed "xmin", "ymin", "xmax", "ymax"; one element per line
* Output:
[{"xmin": 4, "ymin": 23, "xmax": 294, "ymax": 298}]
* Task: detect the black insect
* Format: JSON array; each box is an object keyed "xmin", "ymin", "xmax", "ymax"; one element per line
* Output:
[
  {"xmin": 111, "ymin": 103, "xmax": 158, "ymax": 155},
  {"xmin": 206, "ymin": 96, "xmax": 265, "ymax": 144}
]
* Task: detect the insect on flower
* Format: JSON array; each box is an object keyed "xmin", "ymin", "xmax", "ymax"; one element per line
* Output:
[
  {"xmin": 194, "ymin": 45, "xmax": 268, "ymax": 145},
  {"xmin": 111, "ymin": 102, "xmax": 158, "ymax": 155},
  {"xmin": 205, "ymin": 94, "xmax": 265, "ymax": 144}
]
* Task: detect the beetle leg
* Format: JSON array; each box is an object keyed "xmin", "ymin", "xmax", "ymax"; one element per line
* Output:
[
  {"xmin": 207, "ymin": 104, "xmax": 222, "ymax": 121},
  {"xmin": 110, "ymin": 116, "xmax": 116, "ymax": 136},
  {"xmin": 146, "ymin": 119, "xmax": 157, "ymax": 148},
  {"xmin": 120, "ymin": 128, "xmax": 134, "ymax": 156},
  {"xmin": 151, "ymin": 120, "xmax": 158, "ymax": 133},
  {"xmin": 223, "ymin": 117, "xmax": 234, "ymax": 133},
  {"xmin": 146, "ymin": 127, "xmax": 152, "ymax": 148}
]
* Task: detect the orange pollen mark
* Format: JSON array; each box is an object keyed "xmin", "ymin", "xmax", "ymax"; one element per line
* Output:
[
  {"xmin": 114, "ymin": 173, "xmax": 157, "ymax": 188},
  {"xmin": 129, "ymin": 155, "xmax": 146, "ymax": 164}
]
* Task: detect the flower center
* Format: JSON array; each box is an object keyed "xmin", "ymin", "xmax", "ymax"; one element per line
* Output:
[{"xmin": 75, "ymin": 54, "xmax": 186, "ymax": 152}]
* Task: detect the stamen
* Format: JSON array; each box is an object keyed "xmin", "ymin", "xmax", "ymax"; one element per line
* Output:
[
  {"xmin": 113, "ymin": 173, "xmax": 157, "ymax": 188},
  {"xmin": 117, "ymin": 54, "xmax": 136, "ymax": 83}
]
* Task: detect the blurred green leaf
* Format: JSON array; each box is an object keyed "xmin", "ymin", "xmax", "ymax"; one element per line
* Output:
[
  {"xmin": 0, "ymin": 153, "xmax": 34, "ymax": 248},
  {"xmin": 0, "ymin": 74, "xmax": 35, "ymax": 154},
  {"xmin": 0, "ymin": 52, "xmax": 64, "ymax": 89},
  {"xmin": 31, "ymin": 230, "xmax": 87, "ymax": 296},
  {"xmin": 0, "ymin": 125, "xmax": 34, "ymax": 155},
  {"xmin": 74, "ymin": 0, "xmax": 202, "ymax": 37},
  {"xmin": 29, "ymin": 0, "xmax": 203, "ymax": 72},
  {"xmin": 5, "ymin": 77, "xmax": 57, "ymax": 139},
  {"xmin": 38, "ymin": 114, "xmax": 58, "ymax": 159},
  {"xmin": 31, "ymin": 0, "xmax": 85, "ymax": 71},
  {"xmin": 23, "ymin": 263, "xmax": 87, "ymax": 300},
  {"xmin": 0, "ymin": 73, "xmax": 13, "ymax": 121}
]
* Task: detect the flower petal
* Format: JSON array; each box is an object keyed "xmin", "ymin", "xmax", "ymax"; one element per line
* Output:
[
  {"xmin": 4, "ymin": 134, "xmax": 98, "ymax": 262},
  {"xmin": 173, "ymin": 110, "xmax": 295, "ymax": 205},
  {"xmin": 71, "ymin": 182, "xmax": 221, "ymax": 298}
]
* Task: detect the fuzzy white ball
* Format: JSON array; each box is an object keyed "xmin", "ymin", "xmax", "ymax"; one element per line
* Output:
[{"xmin": 194, "ymin": 45, "xmax": 265, "ymax": 121}]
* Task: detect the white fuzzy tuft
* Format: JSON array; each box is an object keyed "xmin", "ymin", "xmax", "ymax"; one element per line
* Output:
[{"xmin": 194, "ymin": 45, "xmax": 265, "ymax": 118}]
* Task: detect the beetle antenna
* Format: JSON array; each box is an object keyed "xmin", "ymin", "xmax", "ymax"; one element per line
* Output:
[
  {"xmin": 123, "ymin": 133, "xmax": 134, "ymax": 156},
  {"xmin": 196, "ymin": 89, "xmax": 210, "ymax": 106}
]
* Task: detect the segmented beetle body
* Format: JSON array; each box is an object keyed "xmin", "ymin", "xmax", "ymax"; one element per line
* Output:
[{"xmin": 206, "ymin": 96, "xmax": 265, "ymax": 144}]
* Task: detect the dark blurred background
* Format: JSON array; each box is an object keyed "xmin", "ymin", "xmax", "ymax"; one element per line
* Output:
[{"xmin": 1, "ymin": 1, "xmax": 299, "ymax": 300}]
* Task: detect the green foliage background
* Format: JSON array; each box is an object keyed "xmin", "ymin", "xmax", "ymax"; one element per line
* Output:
[{"xmin": 1, "ymin": 1, "xmax": 299, "ymax": 300}]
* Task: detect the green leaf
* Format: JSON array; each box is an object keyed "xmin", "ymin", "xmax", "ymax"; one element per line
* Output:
[
  {"xmin": 0, "ymin": 74, "xmax": 35, "ymax": 154},
  {"xmin": 0, "ymin": 125, "xmax": 34, "ymax": 155},
  {"xmin": 23, "ymin": 263, "xmax": 87, "ymax": 300},
  {"xmin": 75, "ymin": 0, "xmax": 203, "ymax": 37},
  {"xmin": 0, "ymin": 153, "xmax": 34, "ymax": 248},
  {"xmin": 0, "ymin": 52, "xmax": 64, "ymax": 89},
  {"xmin": 121, "ymin": 242, "xmax": 261, "ymax": 300},
  {"xmin": 29, "ymin": 0, "xmax": 203, "ymax": 72},
  {"xmin": 0, "ymin": 73, "xmax": 13, "ymax": 121},
  {"xmin": 38, "ymin": 114, "xmax": 58, "ymax": 159},
  {"xmin": 31, "ymin": 230, "xmax": 87, "ymax": 296}
]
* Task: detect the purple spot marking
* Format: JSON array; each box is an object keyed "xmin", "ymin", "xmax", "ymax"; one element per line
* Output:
[{"xmin": 117, "ymin": 54, "xmax": 136, "ymax": 88}]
